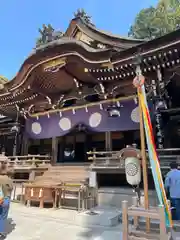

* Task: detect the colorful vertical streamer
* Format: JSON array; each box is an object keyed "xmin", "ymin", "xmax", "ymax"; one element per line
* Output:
[{"xmin": 138, "ymin": 85, "xmax": 172, "ymax": 227}]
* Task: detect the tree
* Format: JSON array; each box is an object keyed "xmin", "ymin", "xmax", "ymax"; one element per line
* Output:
[
  {"xmin": 74, "ymin": 8, "xmax": 94, "ymax": 26},
  {"xmin": 128, "ymin": 0, "xmax": 180, "ymax": 39}
]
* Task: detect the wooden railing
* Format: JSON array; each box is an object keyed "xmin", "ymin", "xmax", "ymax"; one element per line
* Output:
[
  {"xmin": 87, "ymin": 151, "xmax": 124, "ymax": 167},
  {"xmin": 87, "ymin": 148, "xmax": 180, "ymax": 169},
  {"xmin": 0, "ymin": 155, "xmax": 51, "ymax": 169}
]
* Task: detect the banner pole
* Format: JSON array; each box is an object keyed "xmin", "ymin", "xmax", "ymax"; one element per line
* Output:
[{"xmin": 138, "ymin": 89, "xmax": 150, "ymax": 232}]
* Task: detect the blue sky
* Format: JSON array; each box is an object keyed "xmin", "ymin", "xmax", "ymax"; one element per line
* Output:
[{"xmin": 0, "ymin": 0, "xmax": 158, "ymax": 79}]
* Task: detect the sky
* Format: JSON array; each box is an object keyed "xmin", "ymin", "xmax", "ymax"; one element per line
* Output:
[{"xmin": 0, "ymin": 0, "xmax": 158, "ymax": 79}]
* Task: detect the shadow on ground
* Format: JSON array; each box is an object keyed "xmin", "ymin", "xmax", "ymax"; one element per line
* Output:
[
  {"xmin": 76, "ymin": 188, "xmax": 123, "ymax": 239},
  {"xmin": 4, "ymin": 218, "xmax": 16, "ymax": 238}
]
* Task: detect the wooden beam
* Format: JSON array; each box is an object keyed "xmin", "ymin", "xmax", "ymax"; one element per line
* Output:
[{"xmin": 52, "ymin": 137, "xmax": 58, "ymax": 165}]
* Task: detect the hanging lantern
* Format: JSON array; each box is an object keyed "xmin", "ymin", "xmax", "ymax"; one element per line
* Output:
[
  {"xmin": 11, "ymin": 125, "xmax": 19, "ymax": 133},
  {"xmin": 107, "ymin": 104, "xmax": 121, "ymax": 117}
]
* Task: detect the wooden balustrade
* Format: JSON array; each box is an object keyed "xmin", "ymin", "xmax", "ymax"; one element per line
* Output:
[
  {"xmin": 0, "ymin": 155, "xmax": 51, "ymax": 169},
  {"xmin": 87, "ymin": 149, "xmax": 180, "ymax": 170}
]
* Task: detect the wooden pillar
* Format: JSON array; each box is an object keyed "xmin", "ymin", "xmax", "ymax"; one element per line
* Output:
[
  {"xmin": 135, "ymin": 63, "xmax": 150, "ymax": 232},
  {"xmin": 13, "ymin": 131, "xmax": 19, "ymax": 156},
  {"xmin": 61, "ymin": 136, "xmax": 65, "ymax": 162},
  {"xmin": 84, "ymin": 133, "xmax": 88, "ymax": 162},
  {"xmin": 105, "ymin": 132, "xmax": 112, "ymax": 165},
  {"xmin": 21, "ymin": 134, "xmax": 29, "ymax": 155},
  {"xmin": 105, "ymin": 132, "xmax": 112, "ymax": 151},
  {"xmin": 122, "ymin": 200, "xmax": 128, "ymax": 240},
  {"xmin": 73, "ymin": 134, "xmax": 76, "ymax": 161},
  {"xmin": 17, "ymin": 134, "xmax": 22, "ymax": 155},
  {"xmin": 58, "ymin": 137, "xmax": 63, "ymax": 163},
  {"xmin": 51, "ymin": 137, "xmax": 58, "ymax": 165}
]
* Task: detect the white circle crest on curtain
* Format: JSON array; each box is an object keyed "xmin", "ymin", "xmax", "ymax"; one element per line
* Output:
[
  {"xmin": 31, "ymin": 122, "xmax": 42, "ymax": 134},
  {"xmin": 131, "ymin": 107, "xmax": 140, "ymax": 123},
  {"xmin": 59, "ymin": 117, "xmax": 71, "ymax": 131},
  {"xmin": 89, "ymin": 112, "xmax": 102, "ymax": 128}
]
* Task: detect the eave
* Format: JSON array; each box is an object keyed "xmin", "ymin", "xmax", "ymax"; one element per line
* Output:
[
  {"xmin": 0, "ymin": 39, "xmax": 118, "ymax": 117},
  {"xmin": 85, "ymin": 29, "xmax": 180, "ymax": 82},
  {"xmin": 0, "ymin": 39, "xmax": 112, "ymax": 96},
  {"xmin": 112, "ymin": 28, "xmax": 180, "ymax": 63}
]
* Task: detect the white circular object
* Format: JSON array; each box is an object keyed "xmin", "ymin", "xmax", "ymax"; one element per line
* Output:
[
  {"xmin": 125, "ymin": 163, "xmax": 138, "ymax": 176},
  {"xmin": 131, "ymin": 107, "xmax": 140, "ymax": 123},
  {"xmin": 59, "ymin": 117, "xmax": 71, "ymax": 131},
  {"xmin": 125, "ymin": 157, "xmax": 141, "ymax": 185},
  {"xmin": 31, "ymin": 122, "xmax": 42, "ymax": 134},
  {"xmin": 89, "ymin": 112, "xmax": 102, "ymax": 128}
]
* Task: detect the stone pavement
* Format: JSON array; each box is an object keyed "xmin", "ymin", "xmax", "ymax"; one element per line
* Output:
[
  {"xmin": 6, "ymin": 203, "xmax": 123, "ymax": 240},
  {"xmin": 5, "ymin": 203, "xmax": 180, "ymax": 240}
]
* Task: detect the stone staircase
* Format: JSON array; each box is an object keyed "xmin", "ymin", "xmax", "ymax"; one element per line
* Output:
[{"xmin": 34, "ymin": 165, "xmax": 89, "ymax": 186}]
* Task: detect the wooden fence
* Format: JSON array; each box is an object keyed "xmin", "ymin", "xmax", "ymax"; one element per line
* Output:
[
  {"xmin": 0, "ymin": 155, "xmax": 51, "ymax": 169},
  {"xmin": 87, "ymin": 148, "xmax": 180, "ymax": 170}
]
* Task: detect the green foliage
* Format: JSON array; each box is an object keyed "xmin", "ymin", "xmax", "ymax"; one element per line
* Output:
[{"xmin": 128, "ymin": 0, "xmax": 180, "ymax": 39}]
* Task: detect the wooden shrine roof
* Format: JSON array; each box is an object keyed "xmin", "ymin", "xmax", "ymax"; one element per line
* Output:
[
  {"xmin": 86, "ymin": 28, "xmax": 180, "ymax": 82},
  {"xmin": 0, "ymin": 18, "xmax": 180, "ymax": 118},
  {"xmin": 65, "ymin": 17, "xmax": 144, "ymax": 50},
  {"xmin": 0, "ymin": 40, "xmax": 114, "ymax": 117}
]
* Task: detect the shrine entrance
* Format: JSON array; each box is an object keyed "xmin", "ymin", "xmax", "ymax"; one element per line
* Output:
[
  {"xmin": 28, "ymin": 129, "xmax": 140, "ymax": 164},
  {"xmin": 57, "ymin": 130, "xmax": 105, "ymax": 163},
  {"xmin": 56, "ymin": 129, "xmax": 139, "ymax": 164}
]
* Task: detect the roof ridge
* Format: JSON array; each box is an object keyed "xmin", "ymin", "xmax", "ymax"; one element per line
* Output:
[{"xmin": 78, "ymin": 17, "xmax": 145, "ymax": 42}]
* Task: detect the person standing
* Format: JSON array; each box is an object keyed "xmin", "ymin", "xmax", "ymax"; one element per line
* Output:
[
  {"xmin": 165, "ymin": 161, "xmax": 180, "ymax": 220},
  {"xmin": 0, "ymin": 153, "xmax": 13, "ymax": 239}
]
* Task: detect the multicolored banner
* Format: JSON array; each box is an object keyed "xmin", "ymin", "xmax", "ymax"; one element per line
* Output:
[{"xmin": 138, "ymin": 85, "xmax": 172, "ymax": 227}]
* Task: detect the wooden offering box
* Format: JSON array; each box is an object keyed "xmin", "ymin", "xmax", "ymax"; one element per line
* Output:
[{"xmin": 24, "ymin": 184, "xmax": 61, "ymax": 208}]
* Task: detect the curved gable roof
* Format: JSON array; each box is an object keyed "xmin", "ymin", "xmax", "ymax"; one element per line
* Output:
[{"xmin": 65, "ymin": 17, "xmax": 145, "ymax": 50}]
